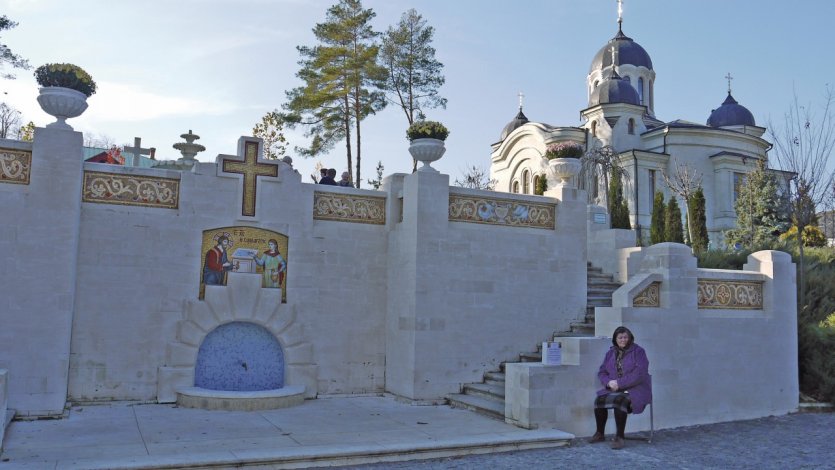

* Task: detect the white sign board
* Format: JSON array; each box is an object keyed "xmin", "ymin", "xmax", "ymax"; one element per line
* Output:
[{"xmin": 542, "ymin": 341, "xmax": 562, "ymax": 365}]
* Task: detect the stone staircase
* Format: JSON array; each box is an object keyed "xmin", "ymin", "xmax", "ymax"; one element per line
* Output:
[{"xmin": 446, "ymin": 262, "xmax": 621, "ymax": 420}]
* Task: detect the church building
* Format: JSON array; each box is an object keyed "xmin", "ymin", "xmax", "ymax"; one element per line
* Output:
[{"xmin": 490, "ymin": 12, "xmax": 770, "ymax": 246}]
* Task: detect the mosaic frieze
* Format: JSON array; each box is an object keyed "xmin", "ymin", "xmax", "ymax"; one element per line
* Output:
[
  {"xmin": 0, "ymin": 148, "xmax": 31, "ymax": 185},
  {"xmin": 633, "ymin": 282, "xmax": 660, "ymax": 307},
  {"xmin": 82, "ymin": 171, "xmax": 179, "ymax": 209},
  {"xmin": 313, "ymin": 192, "xmax": 386, "ymax": 225},
  {"xmin": 448, "ymin": 195, "xmax": 555, "ymax": 229},
  {"xmin": 697, "ymin": 279, "xmax": 763, "ymax": 310}
]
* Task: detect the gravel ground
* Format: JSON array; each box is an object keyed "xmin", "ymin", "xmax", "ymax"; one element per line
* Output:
[{"xmin": 340, "ymin": 412, "xmax": 833, "ymax": 470}]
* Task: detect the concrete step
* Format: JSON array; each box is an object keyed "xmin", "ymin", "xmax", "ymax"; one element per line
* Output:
[
  {"xmin": 484, "ymin": 371, "xmax": 506, "ymax": 385},
  {"xmin": 463, "ymin": 382, "xmax": 505, "ymax": 400},
  {"xmin": 587, "ymin": 282, "xmax": 621, "ymax": 290},
  {"xmin": 447, "ymin": 393, "xmax": 504, "ymax": 420},
  {"xmin": 587, "ymin": 298, "xmax": 613, "ymax": 307},
  {"xmin": 570, "ymin": 322, "xmax": 595, "ymax": 334},
  {"xmin": 519, "ymin": 351, "xmax": 542, "ymax": 362}
]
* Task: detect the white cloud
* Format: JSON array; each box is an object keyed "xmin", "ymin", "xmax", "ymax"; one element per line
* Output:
[{"xmin": 84, "ymin": 81, "xmax": 229, "ymax": 122}]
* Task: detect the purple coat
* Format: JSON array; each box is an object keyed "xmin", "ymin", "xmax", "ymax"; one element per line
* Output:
[{"xmin": 596, "ymin": 343, "xmax": 652, "ymax": 414}]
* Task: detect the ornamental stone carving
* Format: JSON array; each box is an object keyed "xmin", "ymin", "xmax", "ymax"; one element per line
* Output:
[
  {"xmin": 0, "ymin": 148, "xmax": 31, "ymax": 185},
  {"xmin": 697, "ymin": 279, "xmax": 763, "ymax": 310},
  {"xmin": 82, "ymin": 171, "xmax": 180, "ymax": 209},
  {"xmin": 313, "ymin": 192, "xmax": 386, "ymax": 225},
  {"xmin": 633, "ymin": 282, "xmax": 660, "ymax": 307},
  {"xmin": 448, "ymin": 195, "xmax": 555, "ymax": 230}
]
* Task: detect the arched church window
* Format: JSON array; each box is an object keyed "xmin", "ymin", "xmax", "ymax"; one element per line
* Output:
[
  {"xmin": 638, "ymin": 77, "xmax": 645, "ymax": 105},
  {"xmin": 522, "ymin": 169, "xmax": 530, "ymax": 194},
  {"xmin": 594, "ymin": 80, "xmax": 599, "ymax": 89},
  {"xmin": 533, "ymin": 174, "xmax": 540, "ymax": 194},
  {"xmin": 628, "ymin": 118, "xmax": 635, "ymax": 135},
  {"xmin": 591, "ymin": 121, "xmax": 598, "ymax": 137},
  {"xmin": 512, "ymin": 180, "xmax": 520, "ymax": 193}
]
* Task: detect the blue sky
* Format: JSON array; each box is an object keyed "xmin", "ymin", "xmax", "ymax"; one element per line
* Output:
[{"xmin": 2, "ymin": 0, "xmax": 834, "ymax": 184}]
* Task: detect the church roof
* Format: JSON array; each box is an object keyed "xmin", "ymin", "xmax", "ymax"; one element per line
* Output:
[
  {"xmin": 707, "ymin": 93, "xmax": 756, "ymax": 127},
  {"xmin": 589, "ymin": 68, "xmax": 640, "ymax": 106},
  {"xmin": 589, "ymin": 28, "xmax": 653, "ymax": 74},
  {"xmin": 499, "ymin": 108, "xmax": 530, "ymax": 141}
]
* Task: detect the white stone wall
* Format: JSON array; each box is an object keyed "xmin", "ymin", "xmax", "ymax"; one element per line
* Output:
[
  {"xmin": 386, "ymin": 176, "xmax": 588, "ymax": 401},
  {"xmin": 506, "ymin": 243, "xmax": 798, "ymax": 436},
  {"xmin": 4, "ymin": 128, "xmax": 589, "ymax": 415},
  {"xmin": 0, "ymin": 130, "xmax": 83, "ymax": 417}
]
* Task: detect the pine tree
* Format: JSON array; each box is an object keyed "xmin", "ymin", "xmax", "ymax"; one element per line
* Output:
[
  {"xmin": 380, "ymin": 8, "xmax": 446, "ymax": 124},
  {"xmin": 283, "ymin": 0, "xmax": 387, "ymax": 187},
  {"xmin": 724, "ymin": 158, "xmax": 789, "ymax": 249},
  {"xmin": 650, "ymin": 191, "xmax": 666, "ymax": 244},
  {"xmin": 664, "ymin": 195, "xmax": 684, "ymax": 243},
  {"xmin": 609, "ymin": 170, "xmax": 631, "ymax": 229},
  {"xmin": 688, "ymin": 187, "xmax": 709, "ymax": 253},
  {"xmin": 0, "ymin": 16, "xmax": 31, "ymax": 79}
]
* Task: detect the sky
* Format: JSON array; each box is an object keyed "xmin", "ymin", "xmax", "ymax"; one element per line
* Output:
[{"xmin": 2, "ymin": 0, "xmax": 834, "ymax": 185}]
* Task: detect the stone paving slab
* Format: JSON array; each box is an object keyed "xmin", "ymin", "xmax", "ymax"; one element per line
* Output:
[
  {"xmin": 0, "ymin": 396, "xmax": 572, "ymax": 469},
  {"xmin": 339, "ymin": 411, "xmax": 835, "ymax": 469}
]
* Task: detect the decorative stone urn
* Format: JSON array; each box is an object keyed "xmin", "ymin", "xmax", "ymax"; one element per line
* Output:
[
  {"xmin": 548, "ymin": 157, "xmax": 582, "ymax": 186},
  {"xmin": 37, "ymin": 86, "xmax": 89, "ymax": 130},
  {"xmin": 408, "ymin": 138, "xmax": 446, "ymax": 172}
]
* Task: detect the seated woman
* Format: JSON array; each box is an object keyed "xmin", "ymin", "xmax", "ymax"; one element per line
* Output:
[{"xmin": 589, "ymin": 326, "xmax": 651, "ymax": 449}]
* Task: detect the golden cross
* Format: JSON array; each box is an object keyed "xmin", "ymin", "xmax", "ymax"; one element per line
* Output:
[
  {"xmin": 725, "ymin": 72, "xmax": 733, "ymax": 94},
  {"xmin": 221, "ymin": 140, "xmax": 278, "ymax": 217}
]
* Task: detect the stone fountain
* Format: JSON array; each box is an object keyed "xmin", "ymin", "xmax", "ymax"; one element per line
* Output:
[{"xmin": 152, "ymin": 129, "xmax": 206, "ymax": 170}]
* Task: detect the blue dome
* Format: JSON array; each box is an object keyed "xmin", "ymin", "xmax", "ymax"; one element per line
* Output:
[
  {"xmin": 500, "ymin": 108, "xmax": 529, "ymax": 140},
  {"xmin": 707, "ymin": 93, "xmax": 755, "ymax": 127},
  {"xmin": 589, "ymin": 29, "xmax": 653, "ymax": 74},
  {"xmin": 590, "ymin": 69, "xmax": 640, "ymax": 106}
]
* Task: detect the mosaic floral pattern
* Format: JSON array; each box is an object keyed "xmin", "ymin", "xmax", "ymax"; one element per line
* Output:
[
  {"xmin": 313, "ymin": 192, "xmax": 386, "ymax": 225},
  {"xmin": 0, "ymin": 148, "xmax": 31, "ymax": 185},
  {"xmin": 83, "ymin": 171, "xmax": 179, "ymax": 209},
  {"xmin": 697, "ymin": 279, "xmax": 763, "ymax": 309},
  {"xmin": 448, "ymin": 195, "xmax": 555, "ymax": 229},
  {"xmin": 633, "ymin": 282, "xmax": 660, "ymax": 307}
]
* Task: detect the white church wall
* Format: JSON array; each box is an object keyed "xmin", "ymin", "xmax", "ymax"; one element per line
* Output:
[
  {"xmin": 506, "ymin": 244, "xmax": 798, "ymax": 435},
  {"xmin": 0, "ymin": 130, "xmax": 83, "ymax": 417}
]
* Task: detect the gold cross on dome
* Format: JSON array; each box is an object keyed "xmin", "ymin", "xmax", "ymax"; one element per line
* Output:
[
  {"xmin": 725, "ymin": 72, "xmax": 734, "ymax": 94},
  {"xmin": 221, "ymin": 140, "xmax": 278, "ymax": 217}
]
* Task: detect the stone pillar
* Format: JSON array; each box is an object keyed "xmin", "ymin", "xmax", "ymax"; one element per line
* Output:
[
  {"xmin": 0, "ymin": 127, "xmax": 83, "ymax": 416},
  {"xmin": 385, "ymin": 170, "xmax": 450, "ymax": 401},
  {"xmin": 743, "ymin": 250, "xmax": 798, "ymax": 411}
]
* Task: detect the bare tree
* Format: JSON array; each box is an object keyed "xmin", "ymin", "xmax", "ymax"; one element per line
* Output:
[
  {"xmin": 0, "ymin": 102, "xmax": 21, "ymax": 138},
  {"xmin": 662, "ymin": 158, "xmax": 703, "ymax": 246},
  {"xmin": 83, "ymin": 132, "xmax": 116, "ymax": 149},
  {"xmin": 768, "ymin": 86, "xmax": 835, "ymax": 304},
  {"xmin": 454, "ymin": 165, "xmax": 496, "ymax": 190},
  {"xmin": 580, "ymin": 145, "xmax": 629, "ymax": 207}
]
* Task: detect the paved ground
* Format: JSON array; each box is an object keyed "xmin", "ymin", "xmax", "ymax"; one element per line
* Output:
[
  {"xmin": 0, "ymin": 396, "xmax": 570, "ymax": 469},
  {"xmin": 340, "ymin": 412, "xmax": 835, "ymax": 470},
  {"xmin": 1, "ymin": 396, "xmax": 830, "ymax": 469}
]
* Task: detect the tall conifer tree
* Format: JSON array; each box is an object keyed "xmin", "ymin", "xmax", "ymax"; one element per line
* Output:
[
  {"xmin": 283, "ymin": 0, "xmax": 386, "ymax": 187},
  {"xmin": 688, "ymin": 187, "xmax": 709, "ymax": 253},
  {"xmin": 650, "ymin": 191, "xmax": 666, "ymax": 244},
  {"xmin": 608, "ymin": 170, "xmax": 631, "ymax": 229},
  {"xmin": 724, "ymin": 158, "xmax": 789, "ymax": 248},
  {"xmin": 664, "ymin": 195, "xmax": 684, "ymax": 243}
]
